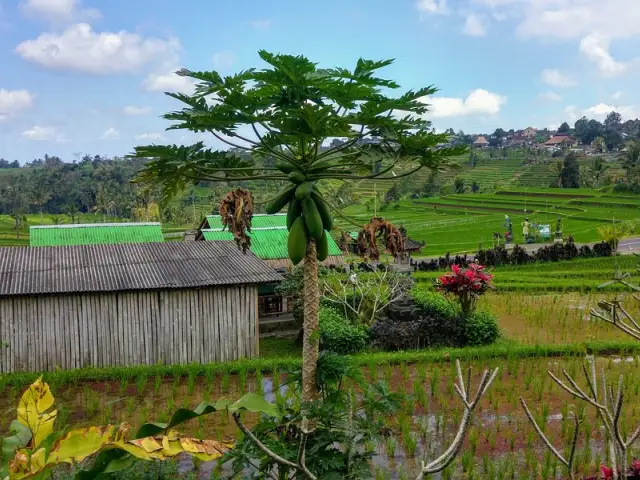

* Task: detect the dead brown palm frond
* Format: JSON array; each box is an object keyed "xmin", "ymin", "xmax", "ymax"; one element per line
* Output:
[
  {"xmin": 219, "ymin": 188, "xmax": 253, "ymax": 253},
  {"xmin": 357, "ymin": 217, "xmax": 404, "ymax": 261}
]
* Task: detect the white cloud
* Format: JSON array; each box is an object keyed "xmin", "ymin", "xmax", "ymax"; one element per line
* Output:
[
  {"xmin": 579, "ymin": 33, "xmax": 628, "ymax": 76},
  {"xmin": 517, "ymin": 0, "xmax": 640, "ymax": 40},
  {"xmin": 20, "ymin": 0, "xmax": 100, "ymax": 24},
  {"xmin": 472, "ymin": 0, "xmax": 515, "ymax": 6},
  {"xmin": 22, "ymin": 125, "xmax": 66, "ymax": 142},
  {"xmin": 212, "ymin": 50, "xmax": 236, "ymax": 72},
  {"xmin": 250, "ymin": 19, "xmax": 271, "ymax": 30},
  {"xmin": 143, "ymin": 69, "xmax": 196, "ymax": 94},
  {"xmin": 612, "ymin": 91, "xmax": 624, "ymax": 100},
  {"xmin": 583, "ymin": 103, "xmax": 637, "ymax": 121},
  {"xmin": 16, "ymin": 23, "xmax": 180, "ymax": 74},
  {"xmin": 0, "ymin": 89, "xmax": 34, "ymax": 119},
  {"xmin": 135, "ymin": 132, "xmax": 167, "ymax": 142},
  {"xmin": 123, "ymin": 105, "xmax": 152, "ymax": 116},
  {"xmin": 462, "ymin": 14, "xmax": 486, "ymax": 36},
  {"xmin": 538, "ymin": 91, "xmax": 562, "ymax": 102},
  {"xmin": 564, "ymin": 103, "xmax": 638, "ymax": 123},
  {"xmin": 416, "ymin": 0, "xmax": 448, "ymax": 14},
  {"xmin": 540, "ymin": 69, "xmax": 576, "ymax": 88},
  {"xmin": 424, "ymin": 89, "xmax": 506, "ymax": 117},
  {"xmin": 100, "ymin": 127, "xmax": 120, "ymax": 140}
]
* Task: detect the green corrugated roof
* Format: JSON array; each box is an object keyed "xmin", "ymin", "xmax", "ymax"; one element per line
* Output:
[
  {"xmin": 202, "ymin": 228, "xmax": 342, "ymax": 260},
  {"xmin": 30, "ymin": 223, "xmax": 165, "ymax": 247},
  {"xmin": 205, "ymin": 214, "xmax": 287, "ymax": 230}
]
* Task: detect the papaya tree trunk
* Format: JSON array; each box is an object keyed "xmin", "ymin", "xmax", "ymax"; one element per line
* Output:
[{"xmin": 302, "ymin": 239, "xmax": 319, "ymax": 404}]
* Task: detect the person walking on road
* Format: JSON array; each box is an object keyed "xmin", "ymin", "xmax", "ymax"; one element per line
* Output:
[{"xmin": 521, "ymin": 217, "xmax": 530, "ymax": 242}]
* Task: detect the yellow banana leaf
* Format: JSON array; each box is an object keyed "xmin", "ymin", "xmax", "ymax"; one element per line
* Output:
[
  {"xmin": 9, "ymin": 424, "xmax": 232, "ymax": 480},
  {"xmin": 15, "ymin": 377, "xmax": 56, "ymax": 449}
]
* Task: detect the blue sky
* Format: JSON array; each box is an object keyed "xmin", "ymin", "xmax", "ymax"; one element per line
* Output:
[{"xmin": 1, "ymin": 0, "xmax": 639, "ymax": 163}]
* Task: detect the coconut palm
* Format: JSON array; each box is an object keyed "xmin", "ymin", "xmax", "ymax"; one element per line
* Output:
[
  {"xmin": 592, "ymin": 136, "xmax": 607, "ymax": 154},
  {"xmin": 589, "ymin": 156, "xmax": 609, "ymax": 187},
  {"xmin": 619, "ymin": 141, "xmax": 640, "ymax": 172},
  {"xmin": 132, "ymin": 51, "xmax": 465, "ymax": 404},
  {"xmin": 551, "ymin": 160, "xmax": 564, "ymax": 188}
]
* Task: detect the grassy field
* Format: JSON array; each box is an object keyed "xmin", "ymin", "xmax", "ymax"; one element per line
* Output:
[
  {"xmin": 2, "ymin": 254, "xmax": 639, "ymax": 478},
  {"xmin": 337, "ymin": 187, "xmax": 640, "ymax": 256}
]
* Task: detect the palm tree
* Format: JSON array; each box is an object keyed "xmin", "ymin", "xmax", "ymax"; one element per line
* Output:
[
  {"xmin": 65, "ymin": 203, "xmax": 79, "ymax": 224},
  {"xmin": 592, "ymin": 136, "xmax": 607, "ymax": 154},
  {"xmin": 551, "ymin": 160, "xmax": 564, "ymax": 188},
  {"xmin": 619, "ymin": 141, "xmax": 640, "ymax": 172},
  {"xmin": 132, "ymin": 52, "xmax": 465, "ymax": 404},
  {"xmin": 589, "ymin": 156, "xmax": 609, "ymax": 187}
]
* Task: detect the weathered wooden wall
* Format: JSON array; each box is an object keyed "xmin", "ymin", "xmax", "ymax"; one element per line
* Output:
[{"xmin": 0, "ymin": 285, "xmax": 258, "ymax": 373}]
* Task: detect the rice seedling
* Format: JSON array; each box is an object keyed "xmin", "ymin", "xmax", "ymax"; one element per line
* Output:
[
  {"xmin": 385, "ymin": 436, "xmax": 397, "ymax": 459},
  {"xmin": 135, "ymin": 374, "xmax": 147, "ymax": 395},
  {"xmin": 187, "ymin": 372, "xmax": 196, "ymax": 395}
]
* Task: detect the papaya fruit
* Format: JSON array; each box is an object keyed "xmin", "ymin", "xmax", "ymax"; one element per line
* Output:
[
  {"xmin": 288, "ymin": 171, "xmax": 306, "ymax": 184},
  {"xmin": 311, "ymin": 192, "xmax": 333, "ymax": 231},
  {"xmin": 265, "ymin": 185, "xmax": 296, "ymax": 215},
  {"xmin": 302, "ymin": 196, "xmax": 324, "ymax": 241},
  {"xmin": 295, "ymin": 182, "xmax": 314, "ymax": 200},
  {"xmin": 275, "ymin": 160, "xmax": 299, "ymax": 174},
  {"xmin": 288, "ymin": 217, "xmax": 308, "ymax": 265},
  {"xmin": 316, "ymin": 230, "xmax": 329, "ymax": 262},
  {"xmin": 286, "ymin": 199, "xmax": 302, "ymax": 231}
]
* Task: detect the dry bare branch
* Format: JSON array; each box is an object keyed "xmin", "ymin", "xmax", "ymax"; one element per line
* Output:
[
  {"xmin": 415, "ymin": 360, "xmax": 499, "ymax": 478},
  {"xmin": 233, "ymin": 412, "xmax": 318, "ymax": 480},
  {"xmin": 520, "ymin": 397, "xmax": 582, "ymax": 479}
]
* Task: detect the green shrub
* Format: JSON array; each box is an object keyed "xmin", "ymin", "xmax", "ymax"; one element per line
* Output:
[
  {"xmin": 464, "ymin": 310, "xmax": 500, "ymax": 346},
  {"xmin": 319, "ymin": 307, "xmax": 369, "ymax": 355},
  {"xmin": 411, "ymin": 284, "xmax": 459, "ymax": 317}
]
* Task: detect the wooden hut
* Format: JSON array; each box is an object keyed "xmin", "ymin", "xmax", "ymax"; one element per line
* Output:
[
  {"xmin": 196, "ymin": 214, "xmax": 343, "ymax": 322},
  {"xmin": 0, "ymin": 242, "xmax": 281, "ymax": 373},
  {"xmin": 30, "ymin": 222, "xmax": 164, "ymax": 246}
]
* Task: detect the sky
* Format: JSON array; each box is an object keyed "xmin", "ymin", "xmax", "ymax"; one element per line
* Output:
[{"xmin": 1, "ymin": 0, "xmax": 640, "ymax": 163}]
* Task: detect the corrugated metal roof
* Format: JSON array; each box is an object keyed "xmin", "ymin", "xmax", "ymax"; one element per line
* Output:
[
  {"xmin": 202, "ymin": 228, "xmax": 342, "ymax": 259},
  {"xmin": 30, "ymin": 223, "xmax": 165, "ymax": 246},
  {"xmin": 205, "ymin": 214, "xmax": 287, "ymax": 230},
  {"xmin": 0, "ymin": 241, "xmax": 282, "ymax": 296}
]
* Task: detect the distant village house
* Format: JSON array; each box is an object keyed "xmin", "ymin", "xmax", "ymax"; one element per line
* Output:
[{"xmin": 473, "ymin": 136, "xmax": 489, "ymax": 148}]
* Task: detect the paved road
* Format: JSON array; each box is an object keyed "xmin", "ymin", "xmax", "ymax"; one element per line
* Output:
[{"xmin": 412, "ymin": 236, "xmax": 640, "ymax": 262}]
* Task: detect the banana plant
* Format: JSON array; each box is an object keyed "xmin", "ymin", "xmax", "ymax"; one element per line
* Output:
[
  {"xmin": 0, "ymin": 378, "xmax": 279, "ymax": 480},
  {"xmin": 132, "ymin": 51, "xmax": 466, "ymax": 403}
]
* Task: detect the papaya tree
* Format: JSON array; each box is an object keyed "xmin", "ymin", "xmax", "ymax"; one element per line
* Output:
[{"xmin": 132, "ymin": 50, "xmax": 465, "ymax": 404}]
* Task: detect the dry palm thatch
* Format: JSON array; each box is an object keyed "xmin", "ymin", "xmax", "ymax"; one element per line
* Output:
[
  {"xmin": 356, "ymin": 217, "xmax": 404, "ymax": 261},
  {"xmin": 219, "ymin": 188, "xmax": 253, "ymax": 253}
]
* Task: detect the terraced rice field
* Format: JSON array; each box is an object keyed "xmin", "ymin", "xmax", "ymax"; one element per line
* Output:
[{"xmin": 339, "ymin": 188, "xmax": 640, "ymax": 256}]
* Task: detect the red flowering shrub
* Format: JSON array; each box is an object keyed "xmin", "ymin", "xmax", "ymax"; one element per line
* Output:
[{"xmin": 436, "ymin": 263, "xmax": 494, "ymax": 316}]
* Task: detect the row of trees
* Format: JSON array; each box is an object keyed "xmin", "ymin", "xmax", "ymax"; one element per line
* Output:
[{"xmin": 550, "ymin": 141, "xmax": 640, "ymax": 189}]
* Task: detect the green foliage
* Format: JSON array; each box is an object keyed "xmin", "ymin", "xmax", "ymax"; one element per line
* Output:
[
  {"xmin": 131, "ymin": 50, "xmax": 465, "ymax": 262},
  {"xmin": 226, "ymin": 352, "xmax": 401, "ymax": 480},
  {"xmin": 464, "ymin": 311, "xmax": 501, "ymax": 346},
  {"xmin": 561, "ymin": 153, "xmax": 581, "ymax": 188},
  {"xmin": 319, "ymin": 307, "xmax": 369, "ymax": 355},
  {"xmin": 411, "ymin": 285, "xmax": 459, "ymax": 317}
]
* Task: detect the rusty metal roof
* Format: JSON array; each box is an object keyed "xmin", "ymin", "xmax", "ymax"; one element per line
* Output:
[{"xmin": 0, "ymin": 241, "xmax": 282, "ymax": 296}]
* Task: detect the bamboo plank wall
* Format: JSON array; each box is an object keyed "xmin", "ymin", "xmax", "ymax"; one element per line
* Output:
[{"xmin": 0, "ymin": 285, "xmax": 258, "ymax": 373}]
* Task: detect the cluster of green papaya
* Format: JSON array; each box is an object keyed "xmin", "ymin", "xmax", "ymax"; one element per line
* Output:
[{"xmin": 265, "ymin": 160, "xmax": 334, "ymax": 265}]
